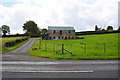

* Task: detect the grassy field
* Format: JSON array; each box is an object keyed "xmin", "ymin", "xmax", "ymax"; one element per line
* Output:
[
  {"xmin": 0, "ymin": 37, "xmax": 29, "ymax": 53},
  {"xmin": 28, "ymin": 33, "xmax": 119, "ymax": 60}
]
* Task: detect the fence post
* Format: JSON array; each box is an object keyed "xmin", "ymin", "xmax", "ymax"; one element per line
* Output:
[
  {"xmin": 53, "ymin": 43, "xmax": 55, "ymax": 52},
  {"xmin": 84, "ymin": 43, "xmax": 86, "ymax": 52},
  {"xmin": 45, "ymin": 43, "xmax": 47, "ymax": 51},
  {"xmin": 70, "ymin": 44, "xmax": 72, "ymax": 51},
  {"xmin": 39, "ymin": 39, "xmax": 40, "ymax": 49},
  {"xmin": 62, "ymin": 44, "xmax": 64, "ymax": 54},
  {"xmin": 103, "ymin": 43, "xmax": 106, "ymax": 52},
  {"xmin": 39, "ymin": 38, "xmax": 42, "ymax": 50},
  {"xmin": 80, "ymin": 43, "xmax": 86, "ymax": 52}
]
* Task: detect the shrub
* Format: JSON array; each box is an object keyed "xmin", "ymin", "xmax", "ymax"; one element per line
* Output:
[{"xmin": 4, "ymin": 38, "xmax": 28, "ymax": 47}]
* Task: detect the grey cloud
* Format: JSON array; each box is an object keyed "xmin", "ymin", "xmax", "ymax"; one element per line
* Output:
[
  {"xmin": 8, "ymin": 10, "xmax": 27, "ymax": 31},
  {"xmin": 46, "ymin": 11, "xmax": 59, "ymax": 25},
  {"xmin": 46, "ymin": 20, "xmax": 51, "ymax": 24},
  {"xmin": 118, "ymin": 1, "xmax": 120, "ymax": 26},
  {"xmin": 63, "ymin": 5, "xmax": 87, "ymax": 31},
  {"xmin": 63, "ymin": 1, "xmax": 118, "ymax": 31},
  {"xmin": 51, "ymin": 11, "xmax": 58, "ymax": 20},
  {"xmin": 78, "ymin": 0, "xmax": 97, "ymax": 4},
  {"xmin": 0, "ymin": 0, "xmax": 118, "ymax": 34}
]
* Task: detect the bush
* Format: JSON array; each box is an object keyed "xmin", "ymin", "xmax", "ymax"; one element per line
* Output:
[{"xmin": 4, "ymin": 38, "xmax": 28, "ymax": 47}]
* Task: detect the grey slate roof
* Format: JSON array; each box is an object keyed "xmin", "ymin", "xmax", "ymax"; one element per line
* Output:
[{"xmin": 48, "ymin": 26, "xmax": 75, "ymax": 30}]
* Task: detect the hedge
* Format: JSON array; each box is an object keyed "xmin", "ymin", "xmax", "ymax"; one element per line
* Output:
[{"xmin": 4, "ymin": 38, "xmax": 28, "ymax": 47}]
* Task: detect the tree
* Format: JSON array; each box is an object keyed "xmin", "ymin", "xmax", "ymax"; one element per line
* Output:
[
  {"xmin": 41, "ymin": 28, "xmax": 48, "ymax": 39},
  {"xmin": 41, "ymin": 28, "xmax": 47, "ymax": 35},
  {"xmin": 1, "ymin": 25, "xmax": 10, "ymax": 36},
  {"xmin": 107, "ymin": 26, "xmax": 113, "ymax": 30},
  {"xmin": 22, "ymin": 20, "xmax": 40, "ymax": 36},
  {"xmin": 102, "ymin": 28, "xmax": 105, "ymax": 31},
  {"xmin": 95, "ymin": 25, "xmax": 98, "ymax": 31}
]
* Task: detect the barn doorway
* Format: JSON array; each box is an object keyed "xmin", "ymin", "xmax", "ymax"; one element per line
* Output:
[
  {"xmin": 49, "ymin": 37, "xmax": 52, "ymax": 40},
  {"xmin": 65, "ymin": 36, "xmax": 67, "ymax": 39}
]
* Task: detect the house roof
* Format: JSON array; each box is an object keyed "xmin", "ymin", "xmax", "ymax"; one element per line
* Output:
[{"xmin": 48, "ymin": 26, "xmax": 75, "ymax": 30}]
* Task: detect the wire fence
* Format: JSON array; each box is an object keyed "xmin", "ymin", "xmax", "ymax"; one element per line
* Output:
[{"xmin": 37, "ymin": 40, "xmax": 118, "ymax": 56}]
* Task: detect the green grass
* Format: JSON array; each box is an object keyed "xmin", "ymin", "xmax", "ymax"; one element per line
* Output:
[
  {"xmin": 28, "ymin": 33, "xmax": 119, "ymax": 60},
  {"xmin": 0, "ymin": 37, "xmax": 29, "ymax": 53}
]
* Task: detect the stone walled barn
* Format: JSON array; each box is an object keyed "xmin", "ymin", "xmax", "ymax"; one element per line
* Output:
[{"xmin": 48, "ymin": 26, "xmax": 75, "ymax": 40}]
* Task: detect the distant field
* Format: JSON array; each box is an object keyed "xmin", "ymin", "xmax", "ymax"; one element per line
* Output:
[
  {"xmin": 0, "ymin": 37, "xmax": 29, "ymax": 53},
  {"xmin": 28, "ymin": 33, "xmax": 119, "ymax": 60}
]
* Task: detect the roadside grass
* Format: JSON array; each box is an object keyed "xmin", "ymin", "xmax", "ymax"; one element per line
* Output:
[
  {"xmin": 28, "ymin": 33, "xmax": 119, "ymax": 60},
  {"xmin": 0, "ymin": 37, "xmax": 29, "ymax": 53}
]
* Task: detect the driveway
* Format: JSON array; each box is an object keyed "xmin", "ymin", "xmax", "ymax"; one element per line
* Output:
[
  {"xmin": 2, "ymin": 38, "xmax": 65, "ymax": 61},
  {"xmin": 2, "ymin": 38, "xmax": 37, "ymax": 61}
]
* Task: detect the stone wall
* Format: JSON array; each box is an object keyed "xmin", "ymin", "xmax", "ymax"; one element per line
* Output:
[{"xmin": 48, "ymin": 30, "xmax": 75, "ymax": 40}]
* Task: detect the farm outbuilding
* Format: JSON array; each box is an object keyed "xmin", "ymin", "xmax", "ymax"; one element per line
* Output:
[{"xmin": 48, "ymin": 26, "xmax": 75, "ymax": 40}]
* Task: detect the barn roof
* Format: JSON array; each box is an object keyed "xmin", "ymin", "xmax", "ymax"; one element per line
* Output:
[{"xmin": 48, "ymin": 26, "xmax": 75, "ymax": 30}]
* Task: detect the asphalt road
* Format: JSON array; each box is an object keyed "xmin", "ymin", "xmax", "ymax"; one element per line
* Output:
[
  {"xmin": 2, "ymin": 60, "xmax": 119, "ymax": 78},
  {"xmin": 1, "ymin": 38, "xmax": 119, "ymax": 79}
]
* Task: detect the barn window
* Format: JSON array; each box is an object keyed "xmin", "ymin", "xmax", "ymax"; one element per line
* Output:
[
  {"xmin": 60, "ymin": 30, "xmax": 62, "ymax": 35},
  {"xmin": 53, "ymin": 30, "xmax": 56, "ymax": 33},
  {"xmin": 68, "ymin": 37, "xmax": 70, "ymax": 39},
  {"xmin": 65, "ymin": 36, "xmax": 67, "ymax": 39},
  {"xmin": 54, "ymin": 37, "xmax": 55, "ymax": 39},
  {"xmin": 69, "ymin": 30, "xmax": 71, "ymax": 33},
  {"xmin": 58, "ymin": 36, "xmax": 60, "ymax": 39},
  {"xmin": 62, "ymin": 37, "xmax": 63, "ymax": 39}
]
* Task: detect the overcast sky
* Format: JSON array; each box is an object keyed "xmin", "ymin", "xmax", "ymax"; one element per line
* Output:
[{"xmin": 0, "ymin": 0, "xmax": 119, "ymax": 34}]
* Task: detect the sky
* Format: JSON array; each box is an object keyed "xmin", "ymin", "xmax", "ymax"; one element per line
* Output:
[{"xmin": 0, "ymin": 0, "xmax": 119, "ymax": 34}]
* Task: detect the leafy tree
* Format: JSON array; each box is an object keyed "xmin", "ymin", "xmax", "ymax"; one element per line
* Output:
[
  {"xmin": 1, "ymin": 25, "xmax": 10, "ymax": 36},
  {"xmin": 107, "ymin": 26, "xmax": 113, "ymax": 30},
  {"xmin": 95, "ymin": 25, "xmax": 98, "ymax": 31},
  {"xmin": 41, "ymin": 28, "xmax": 47, "ymax": 35},
  {"xmin": 41, "ymin": 28, "xmax": 48, "ymax": 39},
  {"xmin": 102, "ymin": 28, "xmax": 105, "ymax": 31},
  {"xmin": 22, "ymin": 20, "xmax": 40, "ymax": 36}
]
